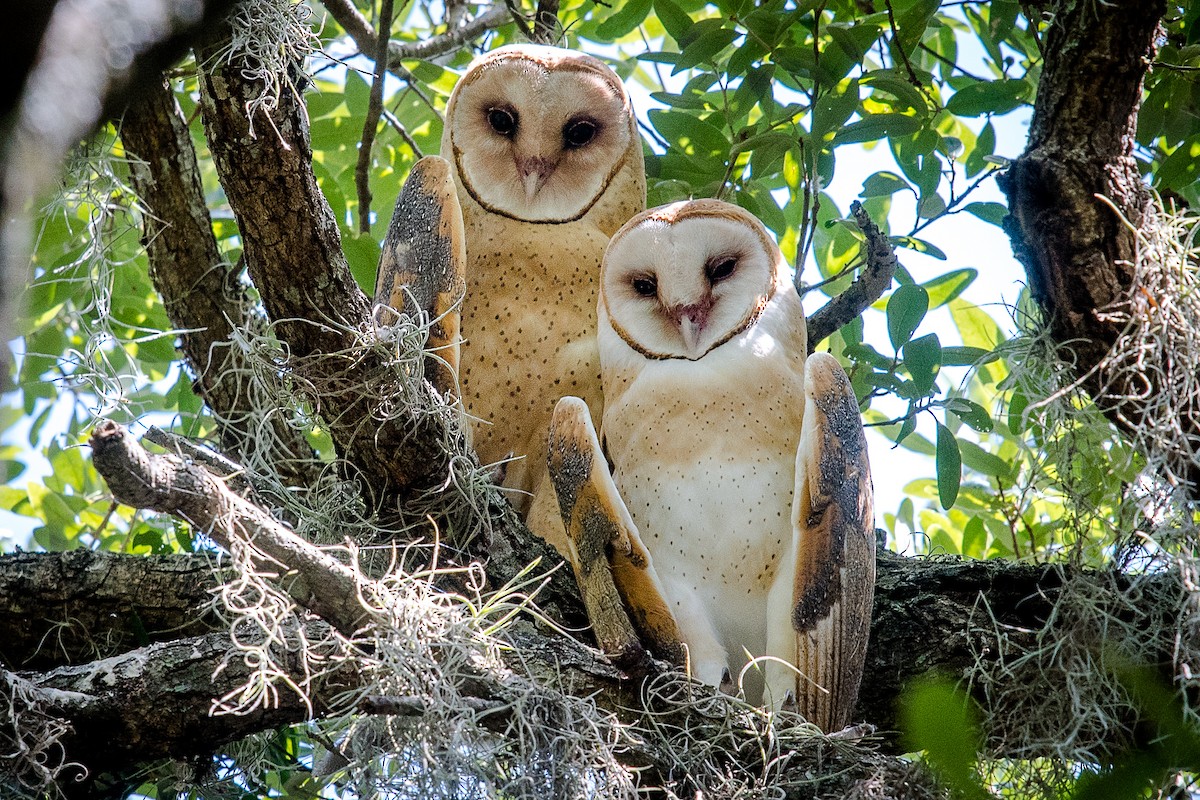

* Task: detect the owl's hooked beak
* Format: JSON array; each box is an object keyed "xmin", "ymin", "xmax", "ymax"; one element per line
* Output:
[
  {"xmin": 671, "ymin": 302, "xmax": 711, "ymax": 353},
  {"xmin": 516, "ymin": 156, "xmax": 557, "ymax": 201}
]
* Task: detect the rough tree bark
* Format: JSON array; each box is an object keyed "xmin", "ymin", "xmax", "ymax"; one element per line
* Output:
[
  {"xmin": 1000, "ymin": 0, "xmax": 1168, "ymax": 461},
  {"xmin": 0, "ymin": 0, "xmax": 1183, "ymax": 796}
]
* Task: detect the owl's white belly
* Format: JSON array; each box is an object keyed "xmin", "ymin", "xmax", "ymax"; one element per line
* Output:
[{"xmin": 602, "ymin": 342, "xmax": 804, "ymax": 700}]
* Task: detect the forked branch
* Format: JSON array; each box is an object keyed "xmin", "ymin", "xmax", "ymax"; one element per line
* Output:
[{"xmin": 806, "ymin": 201, "xmax": 900, "ymax": 352}]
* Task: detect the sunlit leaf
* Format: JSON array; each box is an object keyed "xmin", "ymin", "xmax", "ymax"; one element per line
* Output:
[
  {"xmin": 887, "ymin": 284, "xmax": 929, "ymax": 351},
  {"xmin": 935, "ymin": 422, "xmax": 962, "ymax": 509}
]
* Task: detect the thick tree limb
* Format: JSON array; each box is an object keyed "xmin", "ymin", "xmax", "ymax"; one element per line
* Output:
[
  {"xmin": 193, "ymin": 22, "xmax": 581, "ymax": 620},
  {"xmin": 194, "ymin": 24, "xmax": 470, "ymax": 507},
  {"xmin": 999, "ymin": 0, "xmax": 1166, "ymax": 463},
  {"xmin": 806, "ymin": 201, "xmax": 899, "ymax": 352},
  {"xmin": 4, "ymin": 543, "xmax": 1184, "ymax": 760},
  {"xmin": 0, "ymin": 550, "xmax": 224, "ymax": 671},
  {"xmin": 121, "ymin": 76, "xmax": 321, "ymax": 490},
  {"xmin": 4, "ymin": 626, "xmax": 355, "ymax": 797}
]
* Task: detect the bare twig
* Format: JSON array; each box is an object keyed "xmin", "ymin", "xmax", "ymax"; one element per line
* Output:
[
  {"xmin": 883, "ymin": 0, "xmax": 923, "ymax": 88},
  {"xmin": 532, "ymin": 0, "xmax": 560, "ymax": 44},
  {"xmin": 382, "ymin": 107, "xmax": 425, "ymax": 157},
  {"xmin": 805, "ymin": 201, "xmax": 899, "ymax": 352},
  {"xmin": 322, "ymin": 0, "xmax": 509, "ymax": 64},
  {"xmin": 356, "ymin": 0, "xmax": 397, "ymax": 234}
]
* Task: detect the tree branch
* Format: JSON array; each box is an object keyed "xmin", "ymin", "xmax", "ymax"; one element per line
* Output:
[
  {"xmin": 532, "ymin": 0, "xmax": 560, "ymax": 44},
  {"xmin": 0, "ymin": 550, "xmax": 224, "ymax": 671},
  {"xmin": 806, "ymin": 201, "xmax": 899, "ymax": 352},
  {"xmin": 3, "ymin": 625, "xmax": 356, "ymax": 797},
  {"xmin": 194, "ymin": 25, "xmax": 454, "ymax": 502},
  {"xmin": 121, "ymin": 75, "xmax": 321, "ymax": 489},
  {"xmin": 354, "ymin": 0, "xmax": 396, "ymax": 235},
  {"xmin": 999, "ymin": 1, "xmax": 1167, "ymax": 466},
  {"xmin": 88, "ymin": 421, "xmax": 371, "ymax": 638},
  {"xmin": 193, "ymin": 22, "xmax": 582, "ymax": 620},
  {"xmin": 5, "ymin": 542, "xmax": 1184, "ymax": 762},
  {"xmin": 321, "ymin": 0, "xmax": 510, "ymax": 66}
]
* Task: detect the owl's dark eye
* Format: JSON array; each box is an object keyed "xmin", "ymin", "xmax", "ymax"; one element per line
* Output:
[
  {"xmin": 563, "ymin": 119, "xmax": 598, "ymax": 148},
  {"xmin": 706, "ymin": 257, "xmax": 737, "ymax": 284},
  {"xmin": 632, "ymin": 276, "xmax": 657, "ymax": 297},
  {"xmin": 487, "ymin": 107, "xmax": 518, "ymax": 137}
]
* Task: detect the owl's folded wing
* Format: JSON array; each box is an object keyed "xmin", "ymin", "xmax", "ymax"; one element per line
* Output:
[
  {"xmin": 547, "ymin": 396, "xmax": 686, "ymax": 666},
  {"xmin": 374, "ymin": 155, "xmax": 467, "ymax": 399},
  {"xmin": 789, "ymin": 352, "xmax": 876, "ymax": 731}
]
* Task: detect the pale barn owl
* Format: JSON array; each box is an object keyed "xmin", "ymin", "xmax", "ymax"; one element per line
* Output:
[
  {"xmin": 440, "ymin": 44, "xmax": 645, "ymax": 550},
  {"xmin": 548, "ymin": 199, "xmax": 875, "ymax": 731}
]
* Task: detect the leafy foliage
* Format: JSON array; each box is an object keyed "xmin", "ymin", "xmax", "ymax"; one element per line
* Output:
[{"xmin": 5, "ymin": 0, "xmax": 1200, "ymax": 797}]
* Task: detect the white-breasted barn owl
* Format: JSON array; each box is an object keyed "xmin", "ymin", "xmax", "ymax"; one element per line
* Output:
[{"xmin": 548, "ymin": 199, "xmax": 875, "ymax": 731}]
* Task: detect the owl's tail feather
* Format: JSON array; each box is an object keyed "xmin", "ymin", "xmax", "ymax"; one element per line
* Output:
[
  {"xmin": 374, "ymin": 155, "xmax": 467, "ymax": 400},
  {"xmin": 547, "ymin": 397, "xmax": 686, "ymax": 667},
  {"xmin": 790, "ymin": 352, "xmax": 876, "ymax": 732}
]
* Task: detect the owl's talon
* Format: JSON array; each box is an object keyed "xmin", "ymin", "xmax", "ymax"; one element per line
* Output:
[{"xmin": 719, "ymin": 667, "xmax": 735, "ymax": 695}]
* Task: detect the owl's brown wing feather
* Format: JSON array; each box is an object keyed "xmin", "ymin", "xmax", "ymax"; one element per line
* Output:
[
  {"xmin": 374, "ymin": 155, "xmax": 467, "ymax": 399},
  {"xmin": 790, "ymin": 352, "xmax": 875, "ymax": 731},
  {"xmin": 547, "ymin": 397, "xmax": 686, "ymax": 666}
]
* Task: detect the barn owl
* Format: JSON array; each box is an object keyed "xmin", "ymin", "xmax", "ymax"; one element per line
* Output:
[
  {"xmin": 547, "ymin": 199, "xmax": 875, "ymax": 731},
  {"xmin": 440, "ymin": 44, "xmax": 645, "ymax": 550}
]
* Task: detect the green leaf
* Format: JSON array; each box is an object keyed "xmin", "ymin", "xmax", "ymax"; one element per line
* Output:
[
  {"xmin": 731, "ymin": 130, "xmax": 796, "ymax": 157},
  {"xmin": 343, "ymin": 68, "xmax": 371, "ymax": 118},
  {"xmin": 899, "ymin": 677, "xmax": 986, "ymax": 798},
  {"xmin": 860, "ymin": 171, "xmax": 910, "ymax": 197},
  {"xmin": 902, "ymin": 333, "xmax": 941, "ymax": 396},
  {"xmin": 964, "ymin": 201, "xmax": 1007, "ymax": 226},
  {"xmin": 595, "ymin": 0, "xmax": 652, "ymax": 40},
  {"xmin": 922, "ymin": 268, "xmax": 977, "ymax": 307},
  {"xmin": 834, "ymin": 113, "xmax": 923, "ymax": 145},
  {"xmin": 964, "ymin": 120, "xmax": 995, "ymax": 177},
  {"xmin": 935, "ymin": 423, "xmax": 962, "ymax": 509},
  {"xmin": 860, "ymin": 70, "xmax": 927, "ymax": 113},
  {"xmin": 894, "ymin": 0, "xmax": 940, "ymax": 54},
  {"xmin": 649, "ymin": 90, "xmax": 709, "ymax": 110},
  {"xmin": 810, "ymin": 79, "xmax": 860, "ymax": 141},
  {"xmin": 917, "ymin": 193, "xmax": 947, "ymax": 219},
  {"xmin": 941, "ymin": 345, "xmax": 994, "ymax": 366},
  {"xmin": 958, "ymin": 440, "xmax": 1011, "ymax": 480},
  {"xmin": 945, "ymin": 79, "xmax": 1028, "ymax": 117},
  {"xmin": 887, "ymin": 284, "xmax": 929, "ymax": 350},
  {"xmin": 945, "ymin": 398, "xmax": 994, "ymax": 432},
  {"xmin": 949, "ymin": 298, "xmax": 1004, "ymax": 350},
  {"xmin": 654, "ymin": 0, "xmax": 694, "ymax": 42},
  {"xmin": 891, "ymin": 235, "xmax": 946, "ymax": 260},
  {"xmin": 1157, "ymin": 135, "xmax": 1200, "ymax": 193},
  {"xmin": 674, "ymin": 27, "xmax": 740, "ymax": 72},
  {"xmin": 1008, "ymin": 388, "xmax": 1029, "ymax": 434},
  {"xmin": 649, "ymin": 109, "xmax": 729, "ymax": 161},
  {"xmin": 342, "ymin": 231, "xmax": 382, "ymax": 294}
]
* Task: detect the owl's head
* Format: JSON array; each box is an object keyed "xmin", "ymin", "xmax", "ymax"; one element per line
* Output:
[
  {"xmin": 443, "ymin": 45, "xmax": 638, "ymax": 225},
  {"xmin": 601, "ymin": 200, "xmax": 786, "ymax": 360}
]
